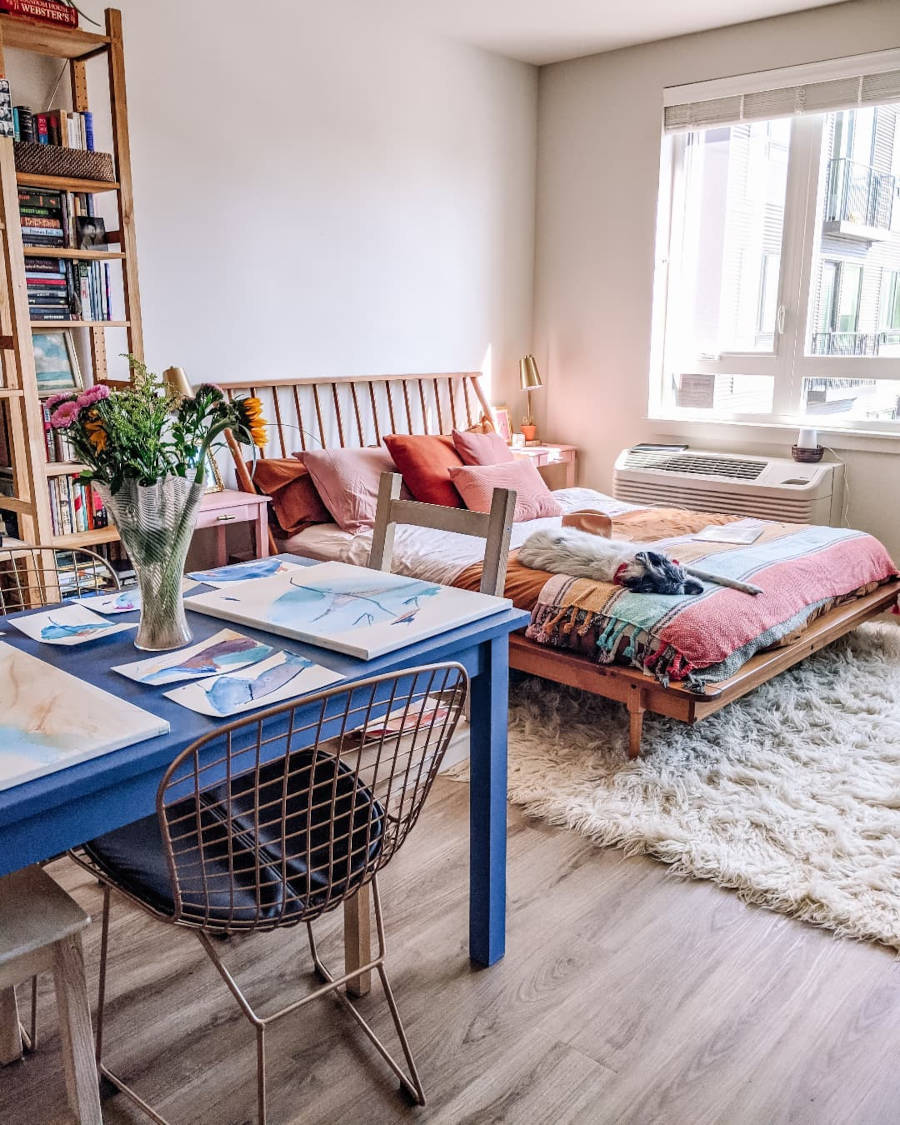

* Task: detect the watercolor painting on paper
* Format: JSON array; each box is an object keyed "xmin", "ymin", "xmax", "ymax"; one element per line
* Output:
[
  {"xmin": 113, "ymin": 628, "xmax": 275, "ymax": 686},
  {"xmin": 164, "ymin": 650, "xmax": 343, "ymax": 717},
  {"xmin": 188, "ymin": 558, "xmax": 303, "ymax": 587},
  {"xmin": 11, "ymin": 604, "xmax": 136, "ymax": 646}
]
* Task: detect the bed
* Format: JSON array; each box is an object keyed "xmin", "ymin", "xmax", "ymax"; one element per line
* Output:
[{"xmin": 224, "ymin": 372, "xmax": 900, "ymax": 756}]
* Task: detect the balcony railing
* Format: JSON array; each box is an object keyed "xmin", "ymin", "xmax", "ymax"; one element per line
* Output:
[
  {"xmin": 824, "ymin": 157, "xmax": 897, "ymax": 231},
  {"xmin": 811, "ymin": 330, "xmax": 900, "ymax": 356}
]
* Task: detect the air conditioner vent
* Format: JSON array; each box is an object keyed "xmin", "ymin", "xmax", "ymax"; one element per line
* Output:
[{"xmin": 624, "ymin": 451, "xmax": 767, "ymax": 480}]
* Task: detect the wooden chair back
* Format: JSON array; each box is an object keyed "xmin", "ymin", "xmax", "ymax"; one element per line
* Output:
[{"xmin": 368, "ymin": 472, "xmax": 515, "ymax": 598}]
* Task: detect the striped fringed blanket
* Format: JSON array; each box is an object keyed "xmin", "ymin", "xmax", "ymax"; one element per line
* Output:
[{"xmin": 526, "ymin": 520, "xmax": 898, "ymax": 688}]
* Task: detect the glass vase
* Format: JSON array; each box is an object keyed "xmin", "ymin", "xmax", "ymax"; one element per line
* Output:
[{"xmin": 95, "ymin": 474, "xmax": 205, "ymax": 651}]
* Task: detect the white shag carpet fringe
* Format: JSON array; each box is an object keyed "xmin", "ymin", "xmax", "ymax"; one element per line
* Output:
[{"xmin": 460, "ymin": 623, "xmax": 900, "ymax": 951}]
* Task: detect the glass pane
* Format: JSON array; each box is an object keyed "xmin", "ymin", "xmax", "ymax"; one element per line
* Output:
[
  {"xmin": 807, "ymin": 104, "xmax": 900, "ymax": 357},
  {"xmin": 673, "ymin": 373, "xmax": 775, "ymax": 414},
  {"xmin": 802, "ymin": 377, "xmax": 900, "ymax": 421},
  {"xmin": 671, "ymin": 119, "xmax": 790, "ymax": 360}
]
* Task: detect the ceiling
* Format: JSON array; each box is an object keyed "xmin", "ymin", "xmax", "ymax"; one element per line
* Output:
[{"xmin": 373, "ymin": 0, "xmax": 850, "ymax": 65}]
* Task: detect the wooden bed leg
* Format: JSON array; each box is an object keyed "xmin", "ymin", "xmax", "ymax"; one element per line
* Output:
[{"xmin": 627, "ymin": 685, "xmax": 645, "ymax": 760}]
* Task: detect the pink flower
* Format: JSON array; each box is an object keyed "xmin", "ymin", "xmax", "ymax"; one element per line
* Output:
[
  {"xmin": 44, "ymin": 392, "xmax": 75, "ymax": 411},
  {"xmin": 74, "ymin": 384, "xmax": 110, "ymax": 410},
  {"xmin": 49, "ymin": 400, "xmax": 80, "ymax": 429}
]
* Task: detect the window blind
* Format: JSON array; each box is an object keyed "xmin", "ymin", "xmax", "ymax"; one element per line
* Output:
[{"xmin": 665, "ymin": 66, "xmax": 900, "ymax": 133}]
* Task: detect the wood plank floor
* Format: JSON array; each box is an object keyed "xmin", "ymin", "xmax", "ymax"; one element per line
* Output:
[{"xmin": 2, "ymin": 777, "xmax": 900, "ymax": 1124}]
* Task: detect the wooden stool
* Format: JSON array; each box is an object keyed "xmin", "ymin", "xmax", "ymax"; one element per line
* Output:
[{"xmin": 0, "ymin": 867, "xmax": 102, "ymax": 1124}]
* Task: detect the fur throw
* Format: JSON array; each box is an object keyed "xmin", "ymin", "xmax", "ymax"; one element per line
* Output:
[{"xmin": 518, "ymin": 527, "xmax": 703, "ymax": 596}]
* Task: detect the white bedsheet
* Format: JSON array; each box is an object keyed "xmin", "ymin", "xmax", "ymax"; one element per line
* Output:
[{"xmin": 280, "ymin": 488, "xmax": 645, "ymax": 586}]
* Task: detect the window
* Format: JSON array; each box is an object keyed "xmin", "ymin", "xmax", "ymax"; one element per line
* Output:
[{"xmin": 655, "ymin": 55, "xmax": 900, "ymax": 430}]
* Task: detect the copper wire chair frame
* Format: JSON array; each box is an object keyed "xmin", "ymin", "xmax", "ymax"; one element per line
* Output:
[
  {"xmin": 70, "ymin": 661, "xmax": 469, "ymax": 1123},
  {"xmin": 0, "ymin": 544, "xmax": 120, "ymax": 615}
]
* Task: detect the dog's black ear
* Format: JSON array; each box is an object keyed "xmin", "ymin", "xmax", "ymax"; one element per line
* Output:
[{"xmin": 684, "ymin": 578, "xmax": 704, "ymax": 595}]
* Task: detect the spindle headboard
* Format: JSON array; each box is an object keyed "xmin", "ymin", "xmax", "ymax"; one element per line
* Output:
[{"xmin": 223, "ymin": 371, "xmax": 493, "ymax": 497}]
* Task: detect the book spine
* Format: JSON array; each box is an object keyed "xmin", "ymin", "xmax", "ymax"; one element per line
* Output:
[
  {"xmin": 35, "ymin": 113, "xmax": 49, "ymax": 145},
  {"xmin": 16, "ymin": 108, "xmax": 34, "ymax": 143},
  {"xmin": 83, "ymin": 111, "xmax": 94, "ymax": 152},
  {"xmin": 24, "ymin": 256, "xmax": 66, "ymax": 273},
  {"xmin": 104, "ymin": 262, "xmax": 111, "ymax": 320},
  {"xmin": 12, "ymin": 105, "xmax": 19, "ymax": 142}
]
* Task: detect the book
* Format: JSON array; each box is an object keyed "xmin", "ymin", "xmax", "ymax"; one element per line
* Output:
[
  {"xmin": 35, "ymin": 113, "xmax": 49, "ymax": 145},
  {"xmin": 25, "ymin": 256, "xmax": 66, "ymax": 273},
  {"xmin": 0, "ymin": 0, "xmax": 78, "ymax": 28},
  {"xmin": 15, "ymin": 106, "xmax": 34, "ymax": 143},
  {"xmin": 694, "ymin": 524, "xmax": 765, "ymax": 545}
]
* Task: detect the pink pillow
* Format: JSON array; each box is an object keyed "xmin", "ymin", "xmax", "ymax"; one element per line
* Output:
[
  {"xmin": 448, "ymin": 460, "xmax": 563, "ymax": 523},
  {"xmin": 298, "ymin": 446, "xmax": 403, "ymax": 532},
  {"xmin": 451, "ymin": 428, "xmax": 515, "ymax": 466}
]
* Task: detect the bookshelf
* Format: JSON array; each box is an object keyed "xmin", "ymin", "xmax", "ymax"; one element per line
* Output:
[{"xmin": 0, "ymin": 7, "xmax": 140, "ymax": 549}]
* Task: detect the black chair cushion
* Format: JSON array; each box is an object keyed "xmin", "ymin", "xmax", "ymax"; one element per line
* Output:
[
  {"xmin": 83, "ymin": 801, "xmax": 292, "ymax": 924},
  {"xmin": 83, "ymin": 750, "xmax": 384, "ymax": 926},
  {"xmin": 203, "ymin": 748, "xmax": 384, "ymax": 900}
]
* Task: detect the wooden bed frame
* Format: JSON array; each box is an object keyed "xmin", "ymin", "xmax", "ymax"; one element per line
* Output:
[{"xmin": 224, "ymin": 371, "xmax": 900, "ymax": 757}]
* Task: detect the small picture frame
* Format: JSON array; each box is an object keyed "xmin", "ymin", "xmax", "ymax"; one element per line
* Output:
[
  {"xmin": 75, "ymin": 216, "xmax": 107, "ymax": 250},
  {"xmin": 492, "ymin": 405, "xmax": 512, "ymax": 444},
  {"xmin": 205, "ymin": 451, "xmax": 224, "ymax": 494},
  {"xmin": 32, "ymin": 330, "xmax": 82, "ymax": 396}
]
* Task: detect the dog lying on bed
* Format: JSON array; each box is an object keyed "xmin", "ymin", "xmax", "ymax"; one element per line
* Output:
[
  {"xmin": 519, "ymin": 510, "xmax": 763, "ymax": 597},
  {"xmin": 519, "ymin": 525, "xmax": 705, "ymax": 596}
]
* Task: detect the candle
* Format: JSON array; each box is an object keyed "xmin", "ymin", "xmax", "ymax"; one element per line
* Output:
[{"xmin": 797, "ymin": 427, "xmax": 818, "ymax": 449}]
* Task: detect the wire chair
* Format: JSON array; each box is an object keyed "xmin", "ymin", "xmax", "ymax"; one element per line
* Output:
[
  {"xmin": 71, "ymin": 662, "xmax": 468, "ymax": 1124},
  {"xmin": 0, "ymin": 543, "xmax": 120, "ymax": 615}
]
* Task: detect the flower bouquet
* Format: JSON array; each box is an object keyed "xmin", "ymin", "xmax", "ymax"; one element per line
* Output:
[{"xmin": 47, "ymin": 359, "xmax": 267, "ymax": 650}]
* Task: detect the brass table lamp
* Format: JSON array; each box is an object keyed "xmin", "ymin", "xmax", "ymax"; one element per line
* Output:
[{"xmin": 519, "ymin": 354, "xmax": 543, "ymax": 443}]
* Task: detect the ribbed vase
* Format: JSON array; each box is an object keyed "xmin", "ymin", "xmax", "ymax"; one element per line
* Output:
[{"xmin": 95, "ymin": 475, "xmax": 204, "ymax": 651}]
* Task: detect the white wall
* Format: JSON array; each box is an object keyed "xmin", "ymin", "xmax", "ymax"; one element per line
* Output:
[
  {"xmin": 534, "ymin": 0, "xmax": 900, "ymax": 558},
  {"xmin": 12, "ymin": 0, "xmax": 537, "ymax": 395}
]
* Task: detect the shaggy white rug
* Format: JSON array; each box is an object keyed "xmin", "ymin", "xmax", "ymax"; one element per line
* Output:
[{"xmin": 494, "ymin": 622, "xmax": 900, "ymax": 951}]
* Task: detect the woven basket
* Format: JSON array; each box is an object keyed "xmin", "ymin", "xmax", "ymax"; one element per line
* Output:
[{"xmin": 14, "ymin": 142, "xmax": 115, "ymax": 183}]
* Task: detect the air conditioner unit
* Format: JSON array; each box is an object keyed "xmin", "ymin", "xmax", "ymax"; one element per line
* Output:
[{"xmin": 613, "ymin": 448, "xmax": 845, "ymax": 525}]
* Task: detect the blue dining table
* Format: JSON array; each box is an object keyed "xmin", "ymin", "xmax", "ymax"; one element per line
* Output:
[{"xmin": 0, "ymin": 558, "xmax": 529, "ymax": 979}]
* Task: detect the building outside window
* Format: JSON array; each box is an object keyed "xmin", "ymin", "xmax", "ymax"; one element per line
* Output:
[{"xmin": 654, "ymin": 57, "xmax": 900, "ymax": 430}]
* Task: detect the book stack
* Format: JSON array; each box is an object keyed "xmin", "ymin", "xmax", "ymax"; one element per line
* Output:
[
  {"xmin": 12, "ymin": 107, "xmax": 94, "ymax": 150},
  {"xmin": 20, "ymin": 187, "xmax": 66, "ymax": 249},
  {"xmin": 26, "ymin": 257, "xmax": 112, "ymax": 322},
  {"xmin": 47, "ymin": 475, "xmax": 109, "ymax": 537}
]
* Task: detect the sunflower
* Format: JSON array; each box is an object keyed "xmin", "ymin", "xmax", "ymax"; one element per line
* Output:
[
  {"xmin": 239, "ymin": 396, "xmax": 268, "ymax": 448},
  {"xmin": 84, "ymin": 411, "xmax": 108, "ymax": 454}
]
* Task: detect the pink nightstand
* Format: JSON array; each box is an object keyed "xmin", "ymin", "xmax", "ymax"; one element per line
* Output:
[
  {"xmin": 511, "ymin": 443, "xmax": 577, "ymax": 487},
  {"xmin": 196, "ymin": 489, "xmax": 270, "ymax": 568}
]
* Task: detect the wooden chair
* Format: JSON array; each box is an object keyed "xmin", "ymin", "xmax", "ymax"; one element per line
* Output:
[
  {"xmin": 368, "ymin": 472, "xmax": 516, "ymax": 597},
  {"xmin": 0, "ymin": 867, "xmax": 102, "ymax": 1124},
  {"xmin": 69, "ymin": 664, "xmax": 468, "ymax": 1123},
  {"xmin": 0, "ymin": 544, "xmax": 120, "ymax": 615}
]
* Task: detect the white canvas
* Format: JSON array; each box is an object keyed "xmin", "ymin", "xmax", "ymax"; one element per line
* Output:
[
  {"xmin": 188, "ymin": 558, "xmax": 303, "ymax": 587},
  {"xmin": 164, "ymin": 650, "xmax": 343, "ymax": 717},
  {"xmin": 0, "ymin": 642, "xmax": 170, "ymax": 792},
  {"xmin": 113, "ymin": 628, "xmax": 275, "ymax": 687},
  {"xmin": 183, "ymin": 560, "xmax": 512, "ymax": 660},
  {"xmin": 11, "ymin": 604, "xmax": 136, "ymax": 646}
]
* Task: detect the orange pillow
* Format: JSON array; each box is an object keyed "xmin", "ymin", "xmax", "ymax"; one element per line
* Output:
[
  {"xmin": 246, "ymin": 458, "xmax": 331, "ymax": 537},
  {"xmin": 383, "ymin": 434, "xmax": 464, "ymax": 507}
]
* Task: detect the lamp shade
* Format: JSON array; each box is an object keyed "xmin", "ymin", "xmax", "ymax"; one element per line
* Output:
[{"xmin": 519, "ymin": 354, "xmax": 543, "ymax": 392}]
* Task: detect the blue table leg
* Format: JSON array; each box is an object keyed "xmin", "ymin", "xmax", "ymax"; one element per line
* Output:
[{"xmin": 468, "ymin": 633, "xmax": 509, "ymax": 967}]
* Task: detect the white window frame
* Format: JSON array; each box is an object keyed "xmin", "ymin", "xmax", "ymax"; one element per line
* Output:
[{"xmin": 651, "ymin": 50, "xmax": 900, "ymax": 434}]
